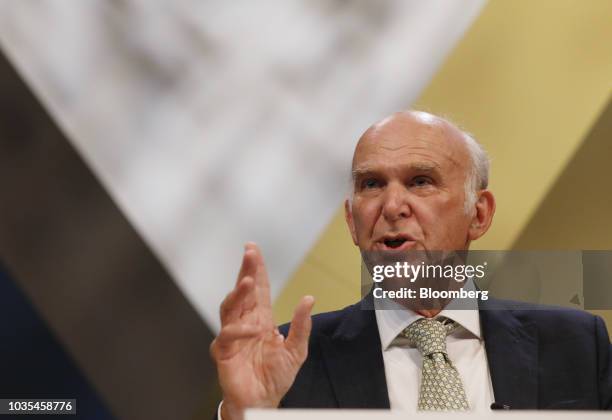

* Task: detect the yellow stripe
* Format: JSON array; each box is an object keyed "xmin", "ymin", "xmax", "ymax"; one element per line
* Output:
[{"xmin": 274, "ymin": 0, "xmax": 612, "ymax": 331}]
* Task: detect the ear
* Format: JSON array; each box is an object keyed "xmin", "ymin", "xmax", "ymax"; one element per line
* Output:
[
  {"xmin": 468, "ymin": 190, "xmax": 496, "ymax": 241},
  {"xmin": 344, "ymin": 199, "xmax": 359, "ymax": 246}
]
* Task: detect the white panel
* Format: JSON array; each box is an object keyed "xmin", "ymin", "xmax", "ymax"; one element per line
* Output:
[
  {"xmin": 246, "ymin": 410, "xmax": 611, "ymax": 420},
  {"xmin": 0, "ymin": 0, "xmax": 486, "ymax": 331}
]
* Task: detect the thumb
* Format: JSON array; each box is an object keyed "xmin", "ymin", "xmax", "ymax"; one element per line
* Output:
[{"xmin": 285, "ymin": 295, "xmax": 315, "ymax": 361}]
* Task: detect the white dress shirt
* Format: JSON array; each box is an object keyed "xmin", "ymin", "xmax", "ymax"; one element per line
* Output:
[{"xmin": 374, "ymin": 295, "xmax": 495, "ymax": 412}]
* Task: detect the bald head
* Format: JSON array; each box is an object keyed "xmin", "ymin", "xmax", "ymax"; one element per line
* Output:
[{"xmin": 351, "ymin": 110, "xmax": 489, "ymax": 212}]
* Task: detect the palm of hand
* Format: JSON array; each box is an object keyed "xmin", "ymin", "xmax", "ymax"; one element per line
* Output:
[
  {"xmin": 211, "ymin": 243, "xmax": 314, "ymax": 417},
  {"xmin": 216, "ymin": 310, "xmax": 303, "ymax": 408}
]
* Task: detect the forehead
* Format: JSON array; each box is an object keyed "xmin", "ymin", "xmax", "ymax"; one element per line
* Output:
[{"xmin": 352, "ymin": 113, "xmax": 470, "ymax": 175}]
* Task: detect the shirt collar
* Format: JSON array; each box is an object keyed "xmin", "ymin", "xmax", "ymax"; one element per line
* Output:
[{"xmin": 374, "ymin": 278, "xmax": 482, "ymax": 350}]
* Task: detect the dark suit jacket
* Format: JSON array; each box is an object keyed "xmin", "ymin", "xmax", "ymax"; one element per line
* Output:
[{"xmin": 278, "ymin": 296, "xmax": 612, "ymax": 410}]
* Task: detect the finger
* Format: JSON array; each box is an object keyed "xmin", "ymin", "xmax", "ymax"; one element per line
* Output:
[
  {"xmin": 235, "ymin": 243, "xmax": 258, "ymax": 286},
  {"xmin": 220, "ymin": 276, "xmax": 255, "ymax": 325},
  {"xmin": 240, "ymin": 278, "xmax": 258, "ymax": 316},
  {"xmin": 217, "ymin": 323, "xmax": 262, "ymax": 343},
  {"xmin": 238, "ymin": 243, "xmax": 274, "ymax": 329},
  {"xmin": 210, "ymin": 323, "xmax": 263, "ymax": 360},
  {"xmin": 250, "ymin": 243, "xmax": 272, "ymax": 308},
  {"xmin": 285, "ymin": 295, "xmax": 315, "ymax": 361}
]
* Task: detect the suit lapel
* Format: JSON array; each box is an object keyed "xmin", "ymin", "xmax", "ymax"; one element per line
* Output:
[
  {"xmin": 480, "ymin": 299, "xmax": 539, "ymax": 408},
  {"xmin": 318, "ymin": 296, "xmax": 539, "ymax": 409},
  {"xmin": 319, "ymin": 296, "xmax": 390, "ymax": 408}
]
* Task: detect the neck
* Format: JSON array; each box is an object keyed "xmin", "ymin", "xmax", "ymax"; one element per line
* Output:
[{"xmin": 416, "ymin": 309, "xmax": 442, "ymax": 318}]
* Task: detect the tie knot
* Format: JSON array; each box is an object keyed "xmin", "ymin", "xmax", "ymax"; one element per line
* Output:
[{"xmin": 402, "ymin": 318, "xmax": 454, "ymax": 356}]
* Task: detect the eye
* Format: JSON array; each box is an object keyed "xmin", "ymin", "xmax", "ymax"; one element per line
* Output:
[
  {"xmin": 410, "ymin": 175, "xmax": 433, "ymax": 188},
  {"xmin": 361, "ymin": 178, "xmax": 381, "ymax": 190}
]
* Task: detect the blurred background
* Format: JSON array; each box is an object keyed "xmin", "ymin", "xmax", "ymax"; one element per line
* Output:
[{"xmin": 0, "ymin": 0, "xmax": 610, "ymax": 419}]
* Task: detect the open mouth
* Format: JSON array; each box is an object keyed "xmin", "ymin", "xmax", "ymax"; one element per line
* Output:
[
  {"xmin": 384, "ymin": 238, "xmax": 408, "ymax": 249},
  {"xmin": 378, "ymin": 235, "xmax": 416, "ymax": 250}
]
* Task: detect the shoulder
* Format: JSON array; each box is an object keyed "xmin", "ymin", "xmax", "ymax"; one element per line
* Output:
[
  {"xmin": 486, "ymin": 298, "xmax": 609, "ymax": 339},
  {"xmin": 508, "ymin": 300, "xmax": 598, "ymax": 323}
]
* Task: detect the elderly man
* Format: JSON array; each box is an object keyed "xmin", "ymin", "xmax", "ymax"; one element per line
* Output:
[{"xmin": 211, "ymin": 111, "xmax": 612, "ymax": 419}]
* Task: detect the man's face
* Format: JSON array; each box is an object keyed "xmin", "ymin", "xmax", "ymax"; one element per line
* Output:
[{"xmin": 346, "ymin": 112, "xmax": 476, "ymax": 253}]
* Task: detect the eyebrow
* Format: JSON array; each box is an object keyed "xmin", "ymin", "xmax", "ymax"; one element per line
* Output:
[{"xmin": 351, "ymin": 162, "xmax": 441, "ymax": 180}]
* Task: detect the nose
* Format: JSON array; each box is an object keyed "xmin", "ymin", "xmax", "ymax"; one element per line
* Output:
[{"xmin": 382, "ymin": 182, "xmax": 411, "ymax": 222}]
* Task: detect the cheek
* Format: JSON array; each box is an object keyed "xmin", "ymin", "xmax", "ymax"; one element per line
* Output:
[
  {"xmin": 414, "ymin": 197, "xmax": 465, "ymax": 233},
  {"xmin": 352, "ymin": 201, "xmax": 380, "ymax": 237},
  {"xmin": 424, "ymin": 204, "xmax": 472, "ymax": 244}
]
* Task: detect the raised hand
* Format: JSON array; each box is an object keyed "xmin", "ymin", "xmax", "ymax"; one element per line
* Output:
[{"xmin": 210, "ymin": 242, "xmax": 315, "ymax": 420}]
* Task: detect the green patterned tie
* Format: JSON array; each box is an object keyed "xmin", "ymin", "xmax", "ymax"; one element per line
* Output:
[{"xmin": 402, "ymin": 318, "xmax": 470, "ymax": 411}]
